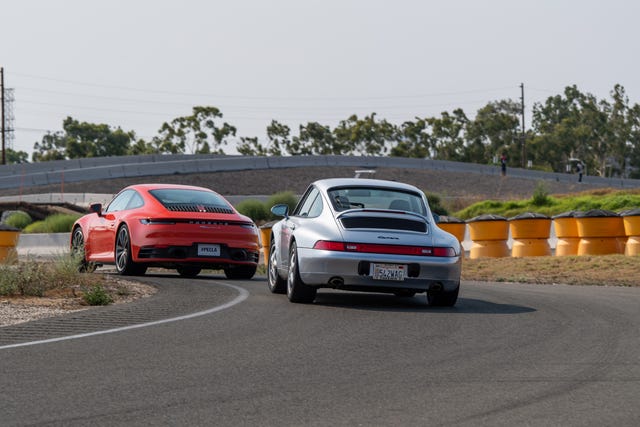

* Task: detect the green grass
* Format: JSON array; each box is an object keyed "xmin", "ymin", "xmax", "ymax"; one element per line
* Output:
[
  {"xmin": 454, "ymin": 188, "xmax": 640, "ymax": 220},
  {"xmin": 22, "ymin": 213, "xmax": 81, "ymax": 233}
]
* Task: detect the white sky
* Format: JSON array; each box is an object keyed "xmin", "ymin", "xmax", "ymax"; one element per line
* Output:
[{"xmin": 2, "ymin": 0, "xmax": 639, "ymax": 156}]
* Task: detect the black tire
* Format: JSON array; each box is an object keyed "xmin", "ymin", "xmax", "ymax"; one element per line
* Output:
[
  {"xmin": 267, "ymin": 239, "xmax": 286, "ymax": 294},
  {"xmin": 177, "ymin": 266, "xmax": 201, "ymax": 278},
  {"xmin": 427, "ymin": 283, "xmax": 459, "ymax": 307},
  {"xmin": 286, "ymin": 242, "xmax": 316, "ymax": 303},
  {"xmin": 71, "ymin": 227, "xmax": 96, "ymax": 273},
  {"xmin": 224, "ymin": 264, "xmax": 257, "ymax": 280},
  {"xmin": 115, "ymin": 224, "xmax": 147, "ymax": 276}
]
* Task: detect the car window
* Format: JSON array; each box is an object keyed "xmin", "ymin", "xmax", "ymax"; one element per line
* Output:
[
  {"xmin": 105, "ymin": 190, "xmax": 135, "ymax": 213},
  {"xmin": 294, "ymin": 186, "xmax": 321, "ymax": 217},
  {"xmin": 149, "ymin": 188, "xmax": 232, "ymax": 209},
  {"xmin": 328, "ymin": 186, "xmax": 427, "ymax": 216},
  {"xmin": 126, "ymin": 191, "xmax": 145, "ymax": 210}
]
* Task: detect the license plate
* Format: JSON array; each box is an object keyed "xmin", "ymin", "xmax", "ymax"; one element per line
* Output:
[
  {"xmin": 197, "ymin": 244, "xmax": 221, "ymax": 257},
  {"xmin": 370, "ymin": 263, "xmax": 406, "ymax": 281}
]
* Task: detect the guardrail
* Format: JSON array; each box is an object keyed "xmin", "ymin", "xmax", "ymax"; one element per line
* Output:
[{"xmin": 2, "ymin": 154, "xmax": 640, "ymax": 190}]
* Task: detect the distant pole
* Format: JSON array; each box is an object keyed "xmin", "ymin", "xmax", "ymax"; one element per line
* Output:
[
  {"xmin": 520, "ymin": 82, "xmax": 526, "ymax": 168},
  {"xmin": 1, "ymin": 67, "xmax": 5, "ymax": 165}
]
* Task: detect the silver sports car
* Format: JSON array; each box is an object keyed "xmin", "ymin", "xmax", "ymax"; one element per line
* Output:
[{"xmin": 267, "ymin": 178, "xmax": 462, "ymax": 306}]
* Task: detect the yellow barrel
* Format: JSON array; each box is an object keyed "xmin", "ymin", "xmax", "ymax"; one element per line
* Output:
[
  {"xmin": 467, "ymin": 214, "xmax": 509, "ymax": 259},
  {"xmin": 575, "ymin": 210, "xmax": 623, "ymax": 255},
  {"xmin": 0, "ymin": 225, "xmax": 21, "ymax": 264},
  {"xmin": 621, "ymin": 209, "xmax": 640, "ymax": 256},
  {"xmin": 437, "ymin": 216, "xmax": 466, "ymax": 243},
  {"xmin": 509, "ymin": 213, "xmax": 552, "ymax": 257},
  {"xmin": 553, "ymin": 211, "xmax": 580, "ymax": 256},
  {"xmin": 258, "ymin": 223, "xmax": 275, "ymax": 266}
]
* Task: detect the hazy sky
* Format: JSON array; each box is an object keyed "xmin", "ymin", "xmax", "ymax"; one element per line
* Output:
[{"xmin": 2, "ymin": 0, "xmax": 639, "ymax": 156}]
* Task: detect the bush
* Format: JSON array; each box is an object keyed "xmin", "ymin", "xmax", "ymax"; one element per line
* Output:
[
  {"xmin": 236, "ymin": 199, "xmax": 270, "ymax": 222},
  {"xmin": 532, "ymin": 181, "xmax": 552, "ymax": 206},
  {"xmin": 267, "ymin": 192, "xmax": 298, "ymax": 218},
  {"xmin": 22, "ymin": 213, "xmax": 81, "ymax": 233},
  {"xmin": 425, "ymin": 192, "xmax": 450, "ymax": 216},
  {"xmin": 4, "ymin": 211, "xmax": 33, "ymax": 230},
  {"xmin": 82, "ymin": 284, "xmax": 113, "ymax": 306}
]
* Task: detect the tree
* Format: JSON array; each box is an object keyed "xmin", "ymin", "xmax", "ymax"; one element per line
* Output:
[
  {"xmin": 426, "ymin": 109, "xmax": 469, "ymax": 161},
  {"xmin": 156, "ymin": 106, "xmax": 237, "ymax": 154},
  {"xmin": 5, "ymin": 148, "xmax": 29, "ymax": 164},
  {"xmin": 464, "ymin": 100, "xmax": 521, "ymax": 165},
  {"xmin": 389, "ymin": 118, "xmax": 431, "ymax": 158},
  {"xmin": 32, "ymin": 117, "xmax": 134, "ymax": 161},
  {"xmin": 333, "ymin": 113, "xmax": 395, "ymax": 156},
  {"xmin": 265, "ymin": 120, "xmax": 291, "ymax": 156}
]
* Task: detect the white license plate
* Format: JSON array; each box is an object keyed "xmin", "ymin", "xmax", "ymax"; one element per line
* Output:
[
  {"xmin": 197, "ymin": 244, "xmax": 221, "ymax": 257},
  {"xmin": 370, "ymin": 263, "xmax": 406, "ymax": 281}
]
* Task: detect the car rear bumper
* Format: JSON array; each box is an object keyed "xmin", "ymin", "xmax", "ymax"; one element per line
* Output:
[{"xmin": 296, "ymin": 247, "xmax": 461, "ymax": 292}]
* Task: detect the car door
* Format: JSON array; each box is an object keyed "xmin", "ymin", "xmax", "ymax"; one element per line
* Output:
[
  {"xmin": 280, "ymin": 186, "xmax": 323, "ymax": 270},
  {"xmin": 90, "ymin": 190, "xmax": 135, "ymax": 259}
]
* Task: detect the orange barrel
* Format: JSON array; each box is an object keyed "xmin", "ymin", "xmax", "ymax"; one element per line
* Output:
[
  {"xmin": 552, "ymin": 211, "xmax": 580, "ymax": 256},
  {"xmin": 467, "ymin": 214, "xmax": 509, "ymax": 259},
  {"xmin": 620, "ymin": 209, "xmax": 640, "ymax": 256},
  {"xmin": 575, "ymin": 210, "xmax": 624, "ymax": 255},
  {"xmin": 0, "ymin": 224, "xmax": 21, "ymax": 264},
  {"xmin": 437, "ymin": 216, "xmax": 466, "ymax": 243},
  {"xmin": 258, "ymin": 221, "xmax": 277, "ymax": 266},
  {"xmin": 509, "ymin": 212, "xmax": 552, "ymax": 257}
]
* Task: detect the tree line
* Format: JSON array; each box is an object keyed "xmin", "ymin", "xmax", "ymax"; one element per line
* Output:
[{"xmin": 6, "ymin": 84, "xmax": 640, "ymax": 178}]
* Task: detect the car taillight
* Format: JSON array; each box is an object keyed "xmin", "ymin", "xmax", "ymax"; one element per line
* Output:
[
  {"xmin": 312, "ymin": 241, "xmax": 456, "ymax": 257},
  {"xmin": 140, "ymin": 219, "xmax": 176, "ymax": 225}
]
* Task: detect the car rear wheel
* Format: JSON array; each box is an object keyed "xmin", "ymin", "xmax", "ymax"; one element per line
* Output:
[
  {"xmin": 268, "ymin": 239, "xmax": 286, "ymax": 294},
  {"xmin": 115, "ymin": 225, "xmax": 147, "ymax": 276},
  {"xmin": 287, "ymin": 242, "xmax": 316, "ymax": 303},
  {"xmin": 71, "ymin": 227, "xmax": 96, "ymax": 273},
  {"xmin": 177, "ymin": 266, "xmax": 201, "ymax": 278},
  {"xmin": 427, "ymin": 283, "xmax": 459, "ymax": 307},
  {"xmin": 224, "ymin": 264, "xmax": 257, "ymax": 280}
]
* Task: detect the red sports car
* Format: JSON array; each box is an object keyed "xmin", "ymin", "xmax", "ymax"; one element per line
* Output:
[{"xmin": 70, "ymin": 183, "xmax": 260, "ymax": 278}]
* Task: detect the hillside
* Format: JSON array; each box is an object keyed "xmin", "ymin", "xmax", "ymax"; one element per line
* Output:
[{"xmin": 5, "ymin": 165, "xmax": 605, "ymax": 211}]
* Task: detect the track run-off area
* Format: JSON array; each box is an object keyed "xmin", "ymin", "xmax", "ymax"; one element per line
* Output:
[{"xmin": 1, "ymin": 274, "xmax": 640, "ymax": 426}]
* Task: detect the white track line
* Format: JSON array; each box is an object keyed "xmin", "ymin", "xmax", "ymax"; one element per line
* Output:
[{"xmin": 0, "ymin": 282, "xmax": 249, "ymax": 350}]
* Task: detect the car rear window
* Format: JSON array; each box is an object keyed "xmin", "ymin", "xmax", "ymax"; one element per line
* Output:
[
  {"xmin": 149, "ymin": 189, "xmax": 234, "ymax": 213},
  {"xmin": 328, "ymin": 187, "xmax": 427, "ymax": 216}
]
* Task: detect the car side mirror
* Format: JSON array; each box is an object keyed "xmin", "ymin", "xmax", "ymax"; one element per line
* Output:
[
  {"xmin": 90, "ymin": 203, "xmax": 103, "ymax": 216},
  {"xmin": 271, "ymin": 204, "xmax": 289, "ymax": 218}
]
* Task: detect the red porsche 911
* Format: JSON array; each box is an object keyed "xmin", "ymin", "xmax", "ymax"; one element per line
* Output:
[{"xmin": 70, "ymin": 184, "xmax": 260, "ymax": 279}]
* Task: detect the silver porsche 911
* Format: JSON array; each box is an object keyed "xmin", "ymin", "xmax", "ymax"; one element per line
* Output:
[{"xmin": 267, "ymin": 178, "xmax": 462, "ymax": 306}]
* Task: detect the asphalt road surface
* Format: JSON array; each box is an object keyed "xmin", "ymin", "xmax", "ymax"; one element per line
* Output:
[{"xmin": 1, "ymin": 274, "xmax": 639, "ymax": 426}]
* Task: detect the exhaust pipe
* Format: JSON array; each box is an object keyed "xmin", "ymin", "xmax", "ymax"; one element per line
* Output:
[
  {"xmin": 328, "ymin": 277, "xmax": 344, "ymax": 288},
  {"xmin": 429, "ymin": 282, "xmax": 443, "ymax": 292}
]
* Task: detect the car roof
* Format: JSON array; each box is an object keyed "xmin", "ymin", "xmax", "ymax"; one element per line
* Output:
[
  {"xmin": 124, "ymin": 183, "xmax": 216, "ymax": 192},
  {"xmin": 312, "ymin": 178, "xmax": 423, "ymax": 194}
]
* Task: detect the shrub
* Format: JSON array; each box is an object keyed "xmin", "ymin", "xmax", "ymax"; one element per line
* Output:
[
  {"xmin": 532, "ymin": 181, "xmax": 552, "ymax": 207},
  {"xmin": 267, "ymin": 191, "xmax": 298, "ymax": 213},
  {"xmin": 22, "ymin": 213, "xmax": 81, "ymax": 233},
  {"xmin": 82, "ymin": 284, "xmax": 113, "ymax": 306},
  {"xmin": 425, "ymin": 192, "xmax": 450, "ymax": 216},
  {"xmin": 236, "ymin": 199, "xmax": 270, "ymax": 222},
  {"xmin": 4, "ymin": 211, "xmax": 33, "ymax": 230}
]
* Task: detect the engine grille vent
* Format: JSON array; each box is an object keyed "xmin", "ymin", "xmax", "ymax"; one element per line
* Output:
[
  {"xmin": 340, "ymin": 217, "xmax": 426, "ymax": 232},
  {"xmin": 165, "ymin": 204, "xmax": 234, "ymax": 214}
]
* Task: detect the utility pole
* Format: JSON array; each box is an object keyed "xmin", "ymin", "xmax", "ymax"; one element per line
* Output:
[
  {"xmin": 520, "ymin": 82, "xmax": 526, "ymax": 168},
  {"xmin": 1, "ymin": 67, "xmax": 5, "ymax": 165}
]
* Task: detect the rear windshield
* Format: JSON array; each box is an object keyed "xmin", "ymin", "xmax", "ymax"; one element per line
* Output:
[
  {"xmin": 149, "ymin": 189, "xmax": 232, "ymax": 209},
  {"xmin": 328, "ymin": 187, "xmax": 427, "ymax": 216}
]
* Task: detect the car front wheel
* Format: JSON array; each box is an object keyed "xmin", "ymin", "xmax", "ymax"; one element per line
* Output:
[
  {"xmin": 287, "ymin": 242, "xmax": 316, "ymax": 303},
  {"xmin": 224, "ymin": 264, "xmax": 257, "ymax": 280},
  {"xmin": 177, "ymin": 266, "xmax": 201, "ymax": 278},
  {"xmin": 115, "ymin": 225, "xmax": 147, "ymax": 276}
]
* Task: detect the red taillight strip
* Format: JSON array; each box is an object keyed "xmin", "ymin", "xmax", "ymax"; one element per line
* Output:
[{"xmin": 313, "ymin": 241, "xmax": 456, "ymax": 257}]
